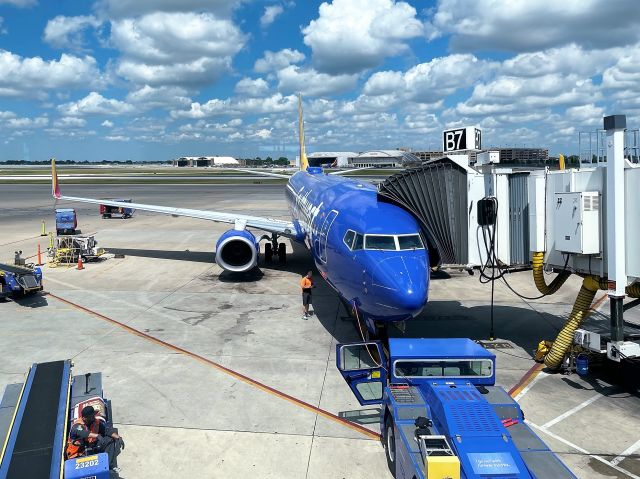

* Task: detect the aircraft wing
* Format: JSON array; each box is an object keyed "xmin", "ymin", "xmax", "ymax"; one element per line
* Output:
[
  {"xmin": 226, "ymin": 168, "xmax": 292, "ymax": 179},
  {"xmin": 328, "ymin": 166, "xmax": 375, "ymax": 175},
  {"xmin": 51, "ymin": 161, "xmax": 298, "ymax": 237}
]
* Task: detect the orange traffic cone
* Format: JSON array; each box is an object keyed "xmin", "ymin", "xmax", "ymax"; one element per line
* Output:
[
  {"xmin": 77, "ymin": 256, "xmax": 84, "ymax": 270},
  {"xmin": 36, "ymin": 243, "xmax": 43, "ymax": 266}
]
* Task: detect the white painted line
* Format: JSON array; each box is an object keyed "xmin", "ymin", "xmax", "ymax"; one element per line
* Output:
[
  {"xmin": 611, "ymin": 438, "xmax": 640, "ymax": 466},
  {"xmin": 513, "ymin": 371, "xmax": 548, "ymax": 401},
  {"xmin": 541, "ymin": 393, "xmax": 604, "ymax": 429},
  {"xmin": 528, "ymin": 420, "xmax": 640, "ymax": 479}
]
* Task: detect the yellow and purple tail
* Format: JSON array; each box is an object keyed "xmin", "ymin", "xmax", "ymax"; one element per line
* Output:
[
  {"xmin": 51, "ymin": 158, "xmax": 61, "ymax": 199},
  {"xmin": 298, "ymin": 93, "xmax": 309, "ymax": 171}
]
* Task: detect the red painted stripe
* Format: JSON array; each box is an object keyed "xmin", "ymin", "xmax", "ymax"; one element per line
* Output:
[{"xmin": 46, "ymin": 292, "xmax": 381, "ymax": 441}]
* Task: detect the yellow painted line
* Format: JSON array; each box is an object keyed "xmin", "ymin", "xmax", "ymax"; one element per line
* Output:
[
  {"xmin": 46, "ymin": 292, "xmax": 381, "ymax": 441},
  {"xmin": 509, "ymin": 363, "xmax": 544, "ymax": 398},
  {"xmin": 510, "ymin": 292, "xmax": 609, "ymax": 399}
]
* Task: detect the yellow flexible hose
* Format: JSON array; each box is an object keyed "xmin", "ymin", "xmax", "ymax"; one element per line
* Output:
[
  {"xmin": 627, "ymin": 283, "xmax": 640, "ymax": 298},
  {"xmin": 533, "ymin": 251, "xmax": 640, "ymax": 368},
  {"xmin": 544, "ymin": 276, "xmax": 600, "ymax": 368},
  {"xmin": 532, "ymin": 252, "xmax": 571, "ymax": 295}
]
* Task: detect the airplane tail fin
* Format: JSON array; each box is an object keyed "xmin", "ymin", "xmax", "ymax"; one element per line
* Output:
[
  {"xmin": 51, "ymin": 158, "xmax": 61, "ymax": 199},
  {"xmin": 298, "ymin": 93, "xmax": 309, "ymax": 171}
]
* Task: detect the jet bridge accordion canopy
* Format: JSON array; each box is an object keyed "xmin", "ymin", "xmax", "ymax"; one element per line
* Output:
[{"xmin": 378, "ymin": 159, "xmax": 469, "ymax": 266}]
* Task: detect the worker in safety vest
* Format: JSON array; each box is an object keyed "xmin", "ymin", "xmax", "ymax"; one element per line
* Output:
[
  {"xmin": 67, "ymin": 405, "xmax": 124, "ymax": 470},
  {"xmin": 300, "ymin": 270, "xmax": 314, "ymax": 320}
]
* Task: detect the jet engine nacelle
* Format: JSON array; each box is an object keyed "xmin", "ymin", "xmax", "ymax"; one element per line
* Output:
[{"xmin": 215, "ymin": 229, "xmax": 259, "ymax": 272}]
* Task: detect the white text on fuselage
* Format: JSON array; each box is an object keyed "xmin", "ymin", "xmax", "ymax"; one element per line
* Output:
[{"xmin": 290, "ymin": 185, "xmax": 323, "ymax": 242}]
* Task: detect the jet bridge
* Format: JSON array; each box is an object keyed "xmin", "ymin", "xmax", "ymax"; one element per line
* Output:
[{"xmin": 377, "ymin": 157, "xmax": 532, "ymax": 269}]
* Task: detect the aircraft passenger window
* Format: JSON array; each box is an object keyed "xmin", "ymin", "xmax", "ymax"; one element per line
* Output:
[
  {"xmin": 343, "ymin": 230, "xmax": 355, "ymax": 249},
  {"xmin": 398, "ymin": 234, "xmax": 424, "ymax": 250},
  {"xmin": 352, "ymin": 233, "xmax": 364, "ymax": 250},
  {"xmin": 364, "ymin": 235, "xmax": 396, "ymax": 250}
]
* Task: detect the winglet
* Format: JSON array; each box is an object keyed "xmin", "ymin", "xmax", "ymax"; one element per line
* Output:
[
  {"xmin": 298, "ymin": 93, "xmax": 309, "ymax": 171},
  {"xmin": 51, "ymin": 158, "xmax": 61, "ymax": 199}
]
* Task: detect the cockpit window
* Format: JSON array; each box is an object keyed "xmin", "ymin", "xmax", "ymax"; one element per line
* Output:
[
  {"xmin": 343, "ymin": 230, "xmax": 355, "ymax": 248},
  {"xmin": 352, "ymin": 233, "xmax": 364, "ymax": 250},
  {"xmin": 398, "ymin": 234, "xmax": 424, "ymax": 250},
  {"xmin": 364, "ymin": 235, "xmax": 396, "ymax": 250}
]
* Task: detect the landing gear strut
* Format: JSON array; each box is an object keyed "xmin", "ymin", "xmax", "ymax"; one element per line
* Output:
[{"xmin": 263, "ymin": 234, "xmax": 286, "ymax": 264}]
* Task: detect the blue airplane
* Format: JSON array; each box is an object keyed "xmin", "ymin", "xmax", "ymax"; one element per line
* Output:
[{"xmin": 51, "ymin": 95, "xmax": 429, "ymax": 336}]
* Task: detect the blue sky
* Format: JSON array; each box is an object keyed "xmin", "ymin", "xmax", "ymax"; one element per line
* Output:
[{"xmin": 0, "ymin": 0, "xmax": 639, "ymax": 161}]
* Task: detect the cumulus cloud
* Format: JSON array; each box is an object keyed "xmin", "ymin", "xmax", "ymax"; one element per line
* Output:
[
  {"xmin": 116, "ymin": 57, "xmax": 232, "ymax": 87},
  {"xmin": 110, "ymin": 12, "xmax": 245, "ymax": 87},
  {"xmin": 303, "ymin": 0, "xmax": 423, "ymax": 74},
  {"xmin": 0, "ymin": 0, "xmax": 36, "ymax": 7},
  {"xmin": 502, "ymin": 44, "xmax": 620, "ymax": 78},
  {"xmin": 454, "ymin": 74, "xmax": 600, "ymax": 117},
  {"xmin": 6, "ymin": 116, "xmax": 48, "ymax": 129},
  {"xmin": 0, "ymin": 51, "xmax": 104, "ymax": 97},
  {"xmin": 252, "ymin": 128, "xmax": 272, "ymax": 139},
  {"xmin": 126, "ymin": 85, "xmax": 191, "ymax": 109},
  {"xmin": 53, "ymin": 117, "xmax": 87, "ymax": 128},
  {"xmin": 260, "ymin": 5, "xmax": 284, "ymax": 28},
  {"xmin": 277, "ymin": 65, "xmax": 358, "ymax": 96},
  {"xmin": 101, "ymin": 120, "xmax": 114, "ymax": 127},
  {"xmin": 94, "ymin": 0, "xmax": 237, "ymax": 19},
  {"xmin": 110, "ymin": 13, "xmax": 244, "ymax": 64},
  {"xmin": 254, "ymin": 49, "xmax": 305, "ymax": 73},
  {"xmin": 234, "ymin": 77, "xmax": 270, "ymax": 97},
  {"xmin": 171, "ymin": 93, "xmax": 297, "ymax": 119},
  {"xmin": 58, "ymin": 92, "xmax": 135, "ymax": 116},
  {"xmin": 362, "ymin": 54, "xmax": 494, "ymax": 104},
  {"xmin": 602, "ymin": 47, "xmax": 640, "ymax": 89},
  {"xmin": 44, "ymin": 15, "xmax": 102, "ymax": 50},
  {"xmin": 427, "ymin": 0, "xmax": 640, "ymax": 52}
]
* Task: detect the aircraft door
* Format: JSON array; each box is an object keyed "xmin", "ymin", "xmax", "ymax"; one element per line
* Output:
[
  {"xmin": 318, "ymin": 210, "xmax": 338, "ymax": 263},
  {"xmin": 336, "ymin": 341, "xmax": 387, "ymax": 406}
]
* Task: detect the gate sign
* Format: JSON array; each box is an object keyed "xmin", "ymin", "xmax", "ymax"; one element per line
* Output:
[{"xmin": 443, "ymin": 127, "xmax": 481, "ymax": 153}]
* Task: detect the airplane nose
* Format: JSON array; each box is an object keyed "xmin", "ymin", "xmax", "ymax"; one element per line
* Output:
[{"xmin": 370, "ymin": 255, "xmax": 429, "ymax": 316}]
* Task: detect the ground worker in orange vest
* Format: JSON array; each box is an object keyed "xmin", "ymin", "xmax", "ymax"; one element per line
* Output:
[
  {"xmin": 67, "ymin": 405, "xmax": 124, "ymax": 471},
  {"xmin": 300, "ymin": 270, "xmax": 314, "ymax": 320}
]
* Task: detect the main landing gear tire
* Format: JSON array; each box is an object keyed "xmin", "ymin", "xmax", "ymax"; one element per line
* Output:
[
  {"xmin": 278, "ymin": 243, "xmax": 286, "ymax": 264},
  {"xmin": 264, "ymin": 243, "xmax": 273, "ymax": 262},
  {"xmin": 384, "ymin": 417, "xmax": 397, "ymax": 478}
]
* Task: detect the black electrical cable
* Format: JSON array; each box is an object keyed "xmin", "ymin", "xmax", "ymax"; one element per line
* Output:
[{"xmin": 477, "ymin": 197, "xmax": 574, "ymax": 337}]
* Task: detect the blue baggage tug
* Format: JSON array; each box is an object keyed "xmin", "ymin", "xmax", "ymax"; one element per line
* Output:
[
  {"xmin": 0, "ymin": 360, "xmax": 113, "ymax": 479},
  {"xmin": 336, "ymin": 338, "xmax": 576, "ymax": 478},
  {"xmin": 0, "ymin": 263, "xmax": 43, "ymax": 299}
]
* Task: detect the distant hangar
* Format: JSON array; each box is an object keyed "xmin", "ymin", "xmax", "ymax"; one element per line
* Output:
[{"xmin": 172, "ymin": 156, "xmax": 239, "ymax": 167}]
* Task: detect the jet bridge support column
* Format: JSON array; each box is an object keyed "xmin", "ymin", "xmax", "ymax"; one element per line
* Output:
[{"xmin": 605, "ymin": 115, "xmax": 627, "ymax": 351}]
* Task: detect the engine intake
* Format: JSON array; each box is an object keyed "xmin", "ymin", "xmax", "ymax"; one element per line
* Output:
[{"xmin": 215, "ymin": 229, "xmax": 258, "ymax": 272}]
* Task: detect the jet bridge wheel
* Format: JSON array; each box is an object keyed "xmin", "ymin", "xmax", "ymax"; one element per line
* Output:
[
  {"xmin": 264, "ymin": 243, "xmax": 273, "ymax": 262},
  {"xmin": 384, "ymin": 416, "xmax": 397, "ymax": 477},
  {"xmin": 278, "ymin": 243, "xmax": 286, "ymax": 263}
]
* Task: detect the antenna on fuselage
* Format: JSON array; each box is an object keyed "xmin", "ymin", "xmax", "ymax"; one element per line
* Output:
[{"xmin": 298, "ymin": 93, "xmax": 309, "ymax": 172}]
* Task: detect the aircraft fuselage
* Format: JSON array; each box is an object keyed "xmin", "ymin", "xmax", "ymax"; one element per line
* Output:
[{"xmin": 286, "ymin": 169, "xmax": 429, "ymax": 330}]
